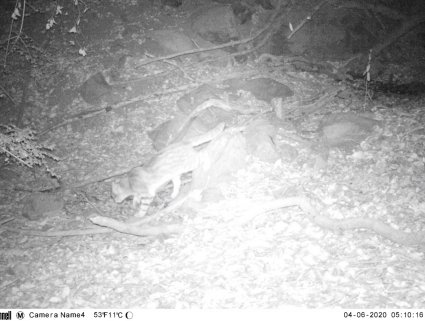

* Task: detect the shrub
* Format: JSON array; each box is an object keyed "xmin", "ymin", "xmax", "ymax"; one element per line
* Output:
[{"xmin": 0, "ymin": 125, "xmax": 58, "ymax": 176}]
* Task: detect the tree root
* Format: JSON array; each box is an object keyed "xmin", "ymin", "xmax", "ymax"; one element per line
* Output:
[
  {"xmin": 8, "ymin": 196, "xmax": 424, "ymax": 246},
  {"xmin": 89, "ymin": 196, "xmax": 425, "ymax": 246},
  {"xmin": 257, "ymin": 197, "xmax": 425, "ymax": 246}
]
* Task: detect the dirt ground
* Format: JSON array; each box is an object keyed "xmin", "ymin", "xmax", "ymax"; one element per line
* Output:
[{"xmin": 1, "ymin": 0, "xmax": 425, "ymax": 309}]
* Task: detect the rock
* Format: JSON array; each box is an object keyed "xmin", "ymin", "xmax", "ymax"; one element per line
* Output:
[
  {"xmin": 278, "ymin": 143, "xmax": 299, "ymax": 162},
  {"xmin": 249, "ymin": 133, "xmax": 280, "ymax": 163},
  {"xmin": 79, "ymin": 73, "xmax": 112, "ymax": 105},
  {"xmin": 202, "ymin": 187, "xmax": 225, "ymax": 203},
  {"xmin": 22, "ymin": 193, "xmax": 64, "ymax": 221},
  {"xmin": 224, "ymin": 77, "xmax": 294, "ymax": 103},
  {"xmin": 143, "ymin": 30, "xmax": 198, "ymax": 58},
  {"xmin": 190, "ymin": 5, "xmax": 240, "ymax": 44},
  {"xmin": 176, "ymin": 84, "xmax": 222, "ymax": 114},
  {"xmin": 320, "ymin": 112, "xmax": 380, "ymax": 152},
  {"xmin": 245, "ymin": 119, "xmax": 280, "ymax": 163},
  {"xmin": 192, "ymin": 130, "xmax": 248, "ymax": 191},
  {"xmin": 150, "ymin": 84, "xmax": 248, "ymax": 150},
  {"xmin": 147, "ymin": 114, "xmax": 209, "ymax": 151},
  {"xmin": 231, "ymin": 2, "xmax": 254, "ymax": 24},
  {"xmin": 161, "ymin": 0, "xmax": 182, "ymax": 8},
  {"xmin": 176, "ymin": 84, "xmax": 236, "ymax": 127}
]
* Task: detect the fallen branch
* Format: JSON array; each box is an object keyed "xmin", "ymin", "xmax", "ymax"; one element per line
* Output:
[
  {"xmin": 236, "ymin": 197, "xmax": 425, "ymax": 246},
  {"xmin": 0, "ymin": 217, "xmax": 14, "ymax": 226},
  {"xmin": 38, "ymin": 70, "xmax": 257, "ymax": 138},
  {"xmin": 5, "ymin": 226, "xmax": 112, "ymax": 237},
  {"xmin": 6, "ymin": 216, "xmax": 182, "ymax": 237},
  {"xmin": 89, "ymin": 216, "xmax": 183, "ymax": 236},
  {"xmin": 134, "ymin": 1, "xmax": 285, "ymax": 68},
  {"xmin": 11, "ymin": 195, "xmax": 424, "ymax": 245}
]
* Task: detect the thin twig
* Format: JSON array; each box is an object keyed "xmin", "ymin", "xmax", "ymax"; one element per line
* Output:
[
  {"xmin": 0, "ymin": 84, "xmax": 17, "ymax": 105},
  {"xmin": 0, "ymin": 217, "xmax": 15, "ymax": 226},
  {"xmin": 79, "ymin": 192, "xmax": 104, "ymax": 215},
  {"xmin": 3, "ymin": 8, "xmax": 15, "ymax": 67},
  {"xmin": 3, "ymin": 0, "xmax": 26, "ymax": 67},
  {"xmin": 0, "ymin": 146, "xmax": 32, "ymax": 167},
  {"xmin": 12, "ymin": 0, "xmax": 26, "ymax": 48},
  {"xmin": 287, "ymin": 0, "xmax": 329, "ymax": 39},
  {"xmin": 145, "ymin": 53, "xmax": 196, "ymax": 82}
]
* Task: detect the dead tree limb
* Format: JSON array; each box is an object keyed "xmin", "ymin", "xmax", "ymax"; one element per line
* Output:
[
  {"xmin": 89, "ymin": 216, "xmax": 183, "ymax": 236},
  {"xmin": 5, "ymin": 226, "xmax": 112, "ymax": 237},
  {"xmin": 135, "ymin": 0, "xmax": 285, "ymax": 68},
  {"xmin": 239, "ymin": 197, "xmax": 425, "ymax": 246}
]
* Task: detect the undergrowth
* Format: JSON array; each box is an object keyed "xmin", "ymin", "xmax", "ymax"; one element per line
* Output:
[{"xmin": 0, "ymin": 125, "xmax": 58, "ymax": 176}]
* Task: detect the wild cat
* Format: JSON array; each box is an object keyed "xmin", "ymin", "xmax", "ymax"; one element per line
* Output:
[{"xmin": 111, "ymin": 122, "xmax": 225, "ymax": 216}]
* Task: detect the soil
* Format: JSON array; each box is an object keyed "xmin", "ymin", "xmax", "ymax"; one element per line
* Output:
[{"xmin": 1, "ymin": 0, "xmax": 425, "ymax": 309}]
